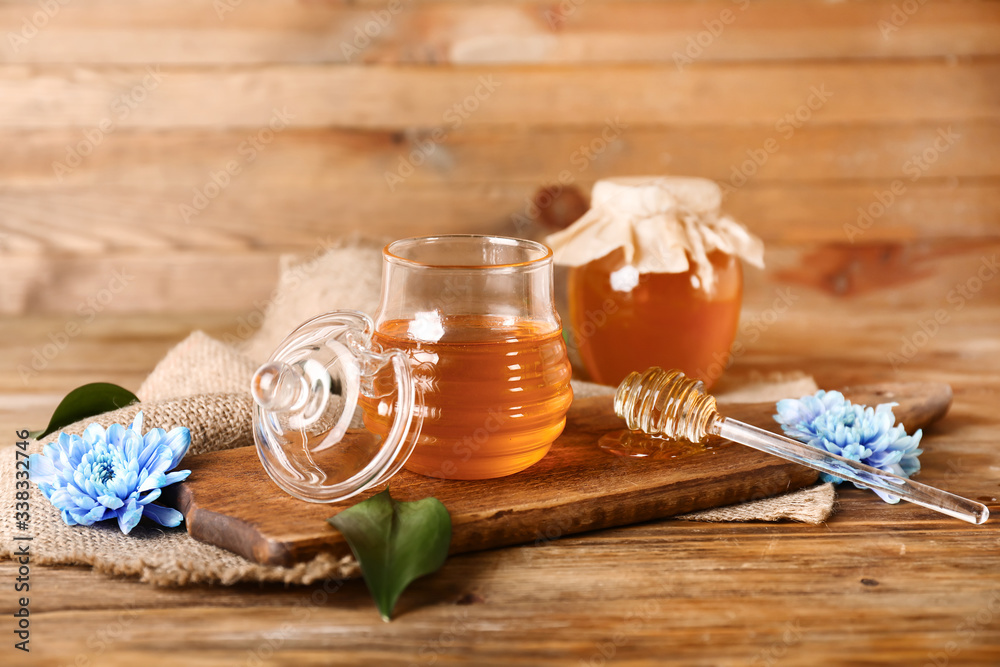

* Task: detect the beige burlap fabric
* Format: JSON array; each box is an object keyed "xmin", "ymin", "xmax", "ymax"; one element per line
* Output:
[
  {"xmin": 678, "ymin": 482, "xmax": 835, "ymax": 524},
  {"xmin": 138, "ymin": 331, "xmax": 259, "ymax": 403},
  {"xmin": 0, "ymin": 393, "xmax": 360, "ymax": 586},
  {"xmin": 238, "ymin": 237, "xmax": 385, "ymax": 365},
  {"xmin": 0, "ymin": 238, "xmax": 833, "ymax": 587}
]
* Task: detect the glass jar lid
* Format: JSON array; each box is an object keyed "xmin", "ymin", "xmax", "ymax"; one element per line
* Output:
[{"xmin": 250, "ymin": 310, "xmax": 421, "ymax": 503}]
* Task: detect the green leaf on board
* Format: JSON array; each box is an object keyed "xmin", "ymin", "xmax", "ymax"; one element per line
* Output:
[
  {"xmin": 328, "ymin": 488, "xmax": 452, "ymax": 622},
  {"xmin": 30, "ymin": 382, "xmax": 140, "ymax": 440}
]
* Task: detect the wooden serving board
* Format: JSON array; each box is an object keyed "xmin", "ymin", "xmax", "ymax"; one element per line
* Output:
[{"xmin": 171, "ymin": 383, "xmax": 951, "ymax": 568}]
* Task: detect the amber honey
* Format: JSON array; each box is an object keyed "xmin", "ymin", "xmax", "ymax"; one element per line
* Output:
[
  {"xmin": 363, "ymin": 315, "xmax": 574, "ymax": 480},
  {"xmin": 568, "ymin": 248, "xmax": 742, "ymax": 389}
]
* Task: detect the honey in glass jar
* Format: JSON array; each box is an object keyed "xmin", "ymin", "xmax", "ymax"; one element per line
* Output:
[
  {"xmin": 547, "ymin": 177, "xmax": 763, "ymax": 390},
  {"xmin": 250, "ymin": 235, "xmax": 573, "ymax": 503},
  {"xmin": 369, "ymin": 236, "xmax": 573, "ymax": 480},
  {"xmin": 368, "ymin": 315, "xmax": 572, "ymax": 479},
  {"xmin": 568, "ymin": 247, "xmax": 742, "ymax": 389}
]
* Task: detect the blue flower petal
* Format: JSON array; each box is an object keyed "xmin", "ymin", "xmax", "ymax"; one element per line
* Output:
[
  {"xmin": 773, "ymin": 390, "xmax": 924, "ymax": 505},
  {"xmin": 130, "ymin": 411, "xmax": 144, "ymax": 435},
  {"xmin": 72, "ymin": 493, "xmax": 98, "ymax": 510},
  {"xmin": 28, "ymin": 452, "xmax": 56, "ymax": 484},
  {"xmin": 162, "ymin": 427, "xmax": 191, "ymax": 468},
  {"xmin": 83, "ymin": 505, "xmax": 109, "ymax": 523},
  {"xmin": 142, "ymin": 450, "xmax": 175, "ymax": 477},
  {"xmin": 117, "ymin": 498, "xmax": 143, "ymax": 534},
  {"xmin": 142, "ymin": 503, "xmax": 184, "ymax": 528},
  {"xmin": 50, "ymin": 488, "xmax": 74, "ymax": 508},
  {"xmin": 136, "ymin": 439, "xmax": 160, "ymax": 470},
  {"xmin": 869, "ymin": 487, "xmax": 902, "ymax": 504},
  {"xmin": 137, "ymin": 471, "xmax": 166, "ymax": 492},
  {"xmin": 160, "ymin": 469, "xmax": 191, "ymax": 487},
  {"xmin": 29, "ymin": 412, "xmax": 194, "ymax": 535},
  {"xmin": 137, "ymin": 488, "xmax": 162, "ymax": 505},
  {"xmin": 106, "ymin": 423, "xmax": 126, "ymax": 447},
  {"xmin": 82, "ymin": 422, "xmax": 106, "ymax": 446},
  {"xmin": 97, "ymin": 494, "xmax": 124, "ymax": 510}
]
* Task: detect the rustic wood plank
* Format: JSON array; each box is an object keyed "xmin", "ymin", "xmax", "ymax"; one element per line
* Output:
[
  {"xmin": 0, "ymin": 62, "xmax": 996, "ymax": 129},
  {"xmin": 5, "ymin": 122, "xmax": 997, "ymax": 188},
  {"xmin": 1, "ymin": 0, "xmax": 997, "ymax": 64},
  {"xmin": 6, "ymin": 490, "xmax": 1000, "ymax": 665},
  {"xmin": 0, "ymin": 250, "xmax": 283, "ymax": 315},
  {"xmin": 0, "ymin": 179, "xmax": 995, "ymax": 258},
  {"xmin": 2, "ymin": 296, "xmax": 999, "ymax": 664},
  {"xmin": 0, "ymin": 236, "xmax": 997, "ymax": 317}
]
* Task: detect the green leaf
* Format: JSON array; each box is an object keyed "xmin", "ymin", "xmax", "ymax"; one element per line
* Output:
[
  {"xmin": 30, "ymin": 382, "xmax": 139, "ymax": 440},
  {"xmin": 328, "ymin": 489, "xmax": 452, "ymax": 622}
]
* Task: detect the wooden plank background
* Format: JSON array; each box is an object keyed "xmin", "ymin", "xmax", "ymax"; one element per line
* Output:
[{"xmin": 0, "ymin": 0, "xmax": 997, "ymax": 319}]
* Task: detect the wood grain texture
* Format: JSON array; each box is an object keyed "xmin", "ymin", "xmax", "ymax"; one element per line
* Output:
[
  {"xmin": 172, "ymin": 383, "xmax": 951, "ymax": 568},
  {"xmin": 1, "ymin": 62, "xmax": 998, "ymax": 130},
  {"xmin": 0, "ymin": 4, "xmax": 995, "ymax": 317},
  {"xmin": 2, "ymin": 0, "xmax": 998, "ymax": 64},
  {"xmin": 3, "ymin": 237, "xmax": 998, "ymax": 318},
  {"xmin": 7, "ymin": 123, "xmax": 1000, "ymax": 187},
  {"xmin": 1, "ymin": 299, "xmax": 999, "ymax": 665},
  {"xmin": 1, "ymin": 180, "xmax": 996, "ymax": 255}
]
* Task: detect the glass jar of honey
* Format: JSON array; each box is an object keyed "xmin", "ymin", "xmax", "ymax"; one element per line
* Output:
[
  {"xmin": 547, "ymin": 177, "xmax": 763, "ymax": 390},
  {"xmin": 250, "ymin": 235, "xmax": 573, "ymax": 503}
]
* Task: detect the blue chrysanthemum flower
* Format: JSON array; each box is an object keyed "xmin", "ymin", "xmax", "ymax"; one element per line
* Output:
[
  {"xmin": 774, "ymin": 392, "xmax": 923, "ymax": 504},
  {"xmin": 28, "ymin": 412, "xmax": 191, "ymax": 534}
]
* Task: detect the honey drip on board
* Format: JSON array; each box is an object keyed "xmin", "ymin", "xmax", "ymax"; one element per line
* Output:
[
  {"xmin": 568, "ymin": 248, "xmax": 742, "ymax": 389},
  {"xmin": 362, "ymin": 315, "xmax": 574, "ymax": 480}
]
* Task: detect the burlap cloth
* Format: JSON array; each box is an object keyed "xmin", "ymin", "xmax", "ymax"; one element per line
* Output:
[{"xmin": 0, "ymin": 238, "xmax": 834, "ymax": 587}]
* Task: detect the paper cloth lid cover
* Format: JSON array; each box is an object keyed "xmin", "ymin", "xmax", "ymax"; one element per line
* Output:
[{"xmin": 545, "ymin": 176, "xmax": 764, "ymax": 291}]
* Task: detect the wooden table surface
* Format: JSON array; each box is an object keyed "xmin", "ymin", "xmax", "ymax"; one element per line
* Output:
[{"xmin": 3, "ymin": 289, "xmax": 999, "ymax": 666}]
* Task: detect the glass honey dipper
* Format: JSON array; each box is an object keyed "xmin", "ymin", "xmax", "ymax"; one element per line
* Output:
[{"xmin": 602, "ymin": 367, "xmax": 989, "ymax": 525}]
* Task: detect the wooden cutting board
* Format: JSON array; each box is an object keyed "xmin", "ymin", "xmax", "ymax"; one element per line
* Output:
[{"xmin": 170, "ymin": 382, "xmax": 951, "ymax": 568}]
